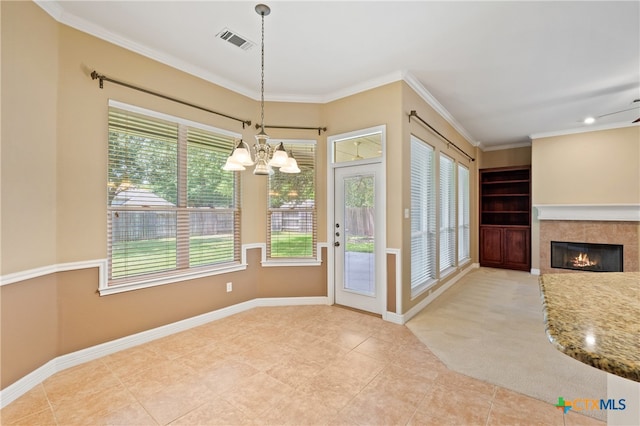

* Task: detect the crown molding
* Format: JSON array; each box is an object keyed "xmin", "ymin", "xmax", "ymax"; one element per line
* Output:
[
  {"xmin": 402, "ymin": 72, "xmax": 478, "ymax": 147},
  {"xmin": 479, "ymin": 140, "xmax": 532, "ymax": 152},
  {"xmin": 315, "ymin": 70, "xmax": 406, "ymax": 104},
  {"xmin": 34, "ymin": 1, "xmax": 407, "ymax": 105},
  {"xmin": 35, "ymin": 1, "xmax": 477, "ymax": 145},
  {"xmin": 530, "ymin": 121, "xmax": 639, "ymax": 140},
  {"xmin": 34, "ymin": 1, "xmax": 257, "ymax": 100},
  {"xmin": 34, "ymin": 0, "xmax": 64, "ymax": 20}
]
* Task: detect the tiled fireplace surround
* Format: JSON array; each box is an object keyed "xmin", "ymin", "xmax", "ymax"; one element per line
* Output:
[{"xmin": 536, "ymin": 205, "xmax": 640, "ymax": 275}]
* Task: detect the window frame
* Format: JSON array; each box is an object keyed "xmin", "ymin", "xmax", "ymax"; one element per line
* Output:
[
  {"xmin": 410, "ymin": 135, "xmax": 437, "ymax": 297},
  {"xmin": 102, "ymin": 100, "xmax": 244, "ymax": 295},
  {"xmin": 458, "ymin": 163, "xmax": 471, "ymax": 264},
  {"xmin": 265, "ymin": 139, "xmax": 319, "ymax": 265},
  {"xmin": 439, "ymin": 152, "xmax": 457, "ymax": 277}
]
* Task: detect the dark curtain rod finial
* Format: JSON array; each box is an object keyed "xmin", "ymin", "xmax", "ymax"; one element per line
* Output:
[{"xmin": 91, "ymin": 71, "xmax": 104, "ymax": 88}]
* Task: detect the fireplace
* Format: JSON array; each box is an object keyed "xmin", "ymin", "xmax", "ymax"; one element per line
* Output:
[
  {"xmin": 551, "ymin": 241, "xmax": 623, "ymax": 272},
  {"xmin": 536, "ymin": 205, "xmax": 639, "ymax": 274}
]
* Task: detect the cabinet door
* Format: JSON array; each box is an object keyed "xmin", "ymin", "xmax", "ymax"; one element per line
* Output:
[
  {"xmin": 503, "ymin": 228, "xmax": 530, "ymax": 270},
  {"xmin": 480, "ymin": 227, "xmax": 503, "ymax": 266}
]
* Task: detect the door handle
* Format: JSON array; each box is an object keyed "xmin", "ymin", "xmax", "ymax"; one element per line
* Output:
[{"xmin": 334, "ymin": 241, "xmax": 340, "ymax": 247}]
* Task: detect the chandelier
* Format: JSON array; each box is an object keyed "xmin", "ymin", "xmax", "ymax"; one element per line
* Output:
[{"xmin": 223, "ymin": 4, "xmax": 300, "ymax": 175}]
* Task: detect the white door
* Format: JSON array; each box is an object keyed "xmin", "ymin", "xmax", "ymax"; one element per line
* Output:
[{"xmin": 334, "ymin": 163, "xmax": 384, "ymax": 314}]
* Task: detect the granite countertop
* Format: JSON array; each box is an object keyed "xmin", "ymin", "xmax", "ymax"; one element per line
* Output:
[{"xmin": 539, "ymin": 272, "xmax": 640, "ymax": 382}]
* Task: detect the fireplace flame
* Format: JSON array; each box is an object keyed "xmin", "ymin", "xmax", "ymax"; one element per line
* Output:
[{"xmin": 572, "ymin": 252, "xmax": 597, "ymax": 268}]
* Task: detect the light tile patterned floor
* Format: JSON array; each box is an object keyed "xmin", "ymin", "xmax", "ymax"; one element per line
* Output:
[{"xmin": 1, "ymin": 305, "xmax": 603, "ymax": 425}]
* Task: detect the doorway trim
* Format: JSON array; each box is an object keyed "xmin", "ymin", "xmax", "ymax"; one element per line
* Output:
[{"xmin": 327, "ymin": 125, "xmax": 387, "ymax": 317}]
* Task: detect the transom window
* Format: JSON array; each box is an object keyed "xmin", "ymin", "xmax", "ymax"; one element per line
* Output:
[
  {"xmin": 107, "ymin": 102, "xmax": 240, "ymax": 288},
  {"xmin": 332, "ymin": 131, "xmax": 383, "ymax": 163}
]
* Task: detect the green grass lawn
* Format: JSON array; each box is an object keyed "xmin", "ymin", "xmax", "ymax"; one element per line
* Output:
[
  {"xmin": 111, "ymin": 235, "xmax": 234, "ymax": 278},
  {"xmin": 112, "ymin": 232, "xmax": 373, "ymax": 279},
  {"xmin": 112, "ymin": 232, "xmax": 318, "ymax": 278},
  {"xmin": 270, "ymin": 231, "xmax": 313, "ymax": 257},
  {"xmin": 346, "ymin": 236, "xmax": 374, "ymax": 253}
]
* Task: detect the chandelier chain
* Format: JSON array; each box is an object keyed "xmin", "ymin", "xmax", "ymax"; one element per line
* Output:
[
  {"xmin": 222, "ymin": 4, "xmax": 300, "ymax": 174},
  {"xmin": 260, "ymin": 10, "xmax": 265, "ymax": 130}
]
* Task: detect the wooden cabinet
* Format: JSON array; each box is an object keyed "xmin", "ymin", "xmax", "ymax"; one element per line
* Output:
[
  {"xmin": 480, "ymin": 226, "xmax": 530, "ymax": 270},
  {"xmin": 479, "ymin": 167, "xmax": 531, "ymax": 271}
]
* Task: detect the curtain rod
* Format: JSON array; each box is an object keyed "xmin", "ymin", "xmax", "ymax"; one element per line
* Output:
[
  {"xmin": 408, "ymin": 110, "xmax": 475, "ymax": 162},
  {"xmin": 255, "ymin": 123, "xmax": 327, "ymax": 136},
  {"xmin": 90, "ymin": 71, "xmax": 252, "ymax": 128}
]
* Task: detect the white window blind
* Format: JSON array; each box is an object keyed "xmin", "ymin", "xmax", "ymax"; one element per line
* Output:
[
  {"xmin": 458, "ymin": 164, "xmax": 470, "ymax": 263},
  {"xmin": 410, "ymin": 136, "xmax": 436, "ymax": 292},
  {"xmin": 107, "ymin": 106, "xmax": 239, "ymax": 285},
  {"xmin": 439, "ymin": 153, "xmax": 456, "ymax": 273},
  {"xmin": 267, "ymin": 141, "xmax": 316, "ymax": 259}
]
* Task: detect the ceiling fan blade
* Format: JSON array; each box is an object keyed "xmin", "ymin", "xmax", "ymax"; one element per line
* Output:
[
  {"xmin": 598, "ymin": 105, "xmax": 640, "ymax": 119},
  {"xmin": 633, "ymin": 117, "xmax": 640, "ymax": 123}
]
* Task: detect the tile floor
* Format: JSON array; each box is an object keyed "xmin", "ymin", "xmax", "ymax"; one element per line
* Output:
[{"xmin": 1, "ymin": 305, "xmax": 603, "ymax": 425}]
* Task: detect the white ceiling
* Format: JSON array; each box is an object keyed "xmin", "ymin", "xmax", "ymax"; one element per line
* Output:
[{"xmin": 37, "ymin": 1, "xmax": 640, "ymax": 149}]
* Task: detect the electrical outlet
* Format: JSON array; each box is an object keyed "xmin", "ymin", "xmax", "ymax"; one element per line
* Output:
[{"xmin": 226, "ymin": 282, "xmax": 232, "ymax": 292}]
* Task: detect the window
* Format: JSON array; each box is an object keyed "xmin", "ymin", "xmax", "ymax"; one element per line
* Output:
[
  {"xmin": 439, "ymin": 153, "xmax": 456, "ymax": 274},
  {"xmin": 268, "ymin": 141, "xmax": 316, "ymax": 259},
  {"xmin": 107, "ymin": 104, "xmax": 239, "ymax": 287},
  {"xmin": 410, "ymin": 136, "xmax": 436, "ymax": 294},
  {"xmin": 458, "ymin": 164, "xmax": 470, "ymax": 263},
  {"xmin": 332, "ymin": 131, "xmax": 382, "ymax": 163}
]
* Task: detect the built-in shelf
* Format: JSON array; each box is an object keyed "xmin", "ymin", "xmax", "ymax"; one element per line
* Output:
[{"xmin": 480, "ymin": 166, "xmax": 531, "ymax": 271}]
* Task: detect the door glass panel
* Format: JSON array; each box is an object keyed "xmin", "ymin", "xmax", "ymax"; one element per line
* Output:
[
  {"xmin": 343, "ymin": 174, "xmax": 375, "ymax": 295},
  {"xmin": 333, "ymin": 133, "xmax": 382, "ymax": 163}
]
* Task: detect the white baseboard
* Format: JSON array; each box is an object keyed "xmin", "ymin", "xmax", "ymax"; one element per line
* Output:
[
  {"xmin": 0, "ymin": 296, "xmax": 328, "ymax": 409},
  {"xmin": 0, "ymin": 360, "xmax": 57, "ymax": 410},
  {"xmin": 383, "ymin": 311, "xmax": 404, "ymax": 324}
]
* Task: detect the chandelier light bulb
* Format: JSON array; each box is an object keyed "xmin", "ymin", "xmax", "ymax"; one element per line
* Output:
[
  {"xmin": 269, "ymin": 142, "xmax": 289, "ymax": 168},
  {"xmin": 280, "ymin": 151, "xmax": 300, "ymax": 173},
  {"xmin": 223, "ymin": 149, "xmax": 246, "ymax": 171},
  {"xmin": 231, "ymin": 140, "xmax": 254, "ymax": 166}
]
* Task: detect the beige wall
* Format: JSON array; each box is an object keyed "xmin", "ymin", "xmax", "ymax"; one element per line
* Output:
[
  {"xmin": 479, "ymin": 146, "xmax": 531, "ymax": 170},
  {"xmin": 530, "ymin": 126, "xmax": 640, "ymax": 271},
  {"xmin": 1, "ymin": 1, "xmax": 58, "ymax": 273},
  {"xmin": 532, "ymin": 126, "xmax": 640, "ymax": 204},
  {"xmin": 323, "ymin": 81, "xmax": 404, "ymax": 248},
  {"xmin": 1, "ymin": 274, "xmax": 58, "ymax": 388},
  {"xmin": 1, "ymin": 1, "xmax": 482, "ymax": 391},
  {"xmin": 0, "ymin": 2, "xmax": 327, "ymax": 390}
]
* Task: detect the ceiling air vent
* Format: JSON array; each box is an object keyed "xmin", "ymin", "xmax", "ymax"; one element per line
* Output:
[{"xmin": 216, "ymin": 28, "xmax": 254, "ymax": 50}]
